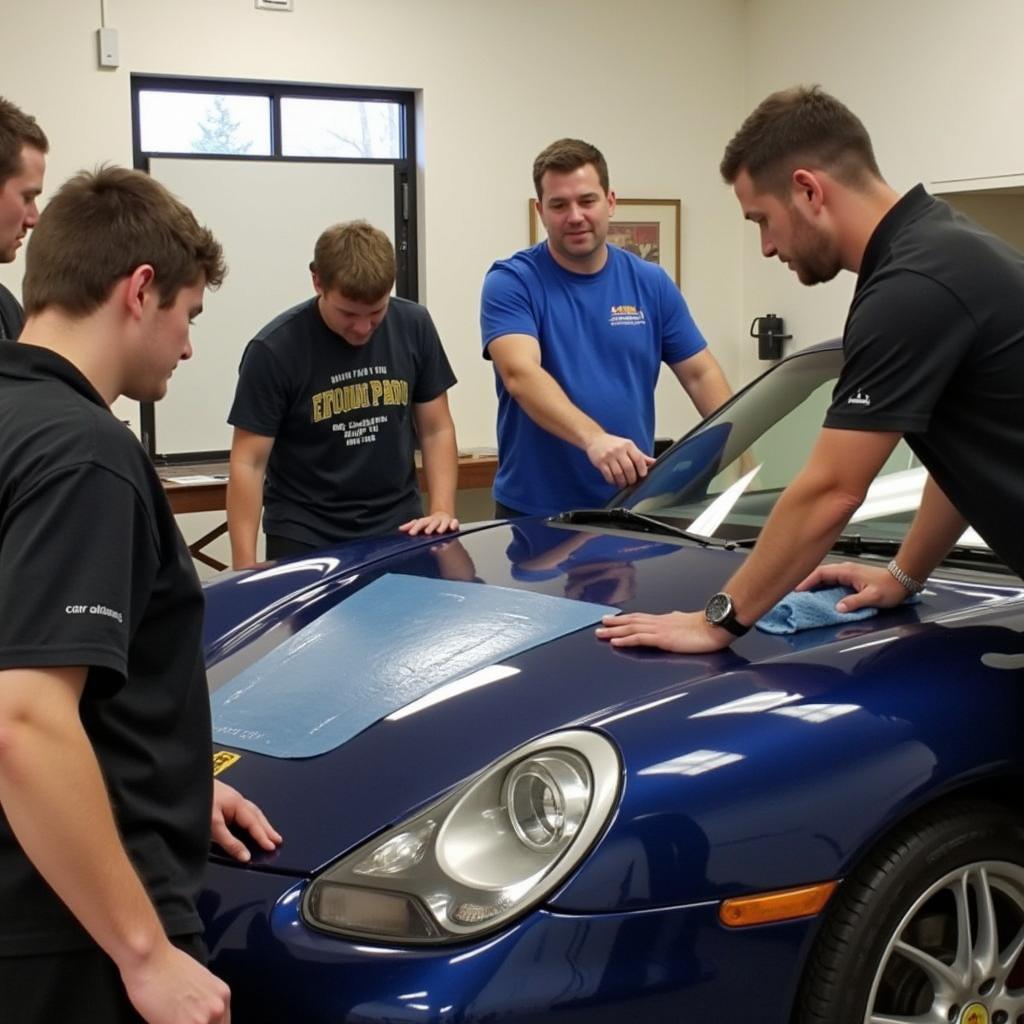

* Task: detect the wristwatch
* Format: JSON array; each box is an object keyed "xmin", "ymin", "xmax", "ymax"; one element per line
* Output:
[{"xmin": 704, "ymin": 591, "xmax": 750, "ymax": 638}]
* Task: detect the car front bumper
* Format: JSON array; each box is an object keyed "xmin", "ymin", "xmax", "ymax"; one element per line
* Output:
[{"xmin": 201, "ymin": 861, "xmax": 819, "ymax": 1023}]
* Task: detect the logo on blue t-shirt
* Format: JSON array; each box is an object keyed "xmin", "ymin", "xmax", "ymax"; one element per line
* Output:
[{"xmin": 609, "ymin": 304, "xmax": 647, "ymax": 327}]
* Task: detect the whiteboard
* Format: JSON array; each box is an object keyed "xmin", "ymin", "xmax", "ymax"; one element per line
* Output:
[{"xmin": 148, "ymin": 158, "xmax": 396, "ymax": 456}]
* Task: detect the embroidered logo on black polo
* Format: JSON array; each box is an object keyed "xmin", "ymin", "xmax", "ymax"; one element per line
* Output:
[{"xmin": 847, "ymin": 389, "xmax": 872, "ymax": 406}]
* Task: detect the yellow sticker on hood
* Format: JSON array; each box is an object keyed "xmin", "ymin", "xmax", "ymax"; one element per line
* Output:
[{"xmin": 213, "ymin": 751, "xmax": 241, "ymax": 776}]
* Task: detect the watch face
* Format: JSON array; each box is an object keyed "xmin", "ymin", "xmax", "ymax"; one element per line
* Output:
[{"xmin": 706, "ymin": 592, "xmax": 732, "ymax": 624}]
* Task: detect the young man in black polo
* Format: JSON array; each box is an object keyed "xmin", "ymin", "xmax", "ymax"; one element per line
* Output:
[
  {"xmin": 597, "ymin": 85, "xmax": 1024, "ymax": 653},
  {"xmin": 0, "ymin": 166, "xmax": 281, "ymax": 1023},
  {"xmin": 0, "ymin": 95, "xmax": 47, "ymax": 339}
]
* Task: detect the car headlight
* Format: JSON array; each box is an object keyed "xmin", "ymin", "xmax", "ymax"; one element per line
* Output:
[{"xmin": 302, "ymin": 729, "xmax": 620, "ymax": 944}]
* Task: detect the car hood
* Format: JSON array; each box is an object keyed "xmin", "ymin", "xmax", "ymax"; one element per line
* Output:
[{"xmin": 203, "ymin": 518, "xmax": 1023, "ymax": 876}]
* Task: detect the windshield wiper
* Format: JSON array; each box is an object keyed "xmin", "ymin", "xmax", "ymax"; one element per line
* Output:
[
  {"xmin": 828, "ymin": 533, "xmax": 903, "ymax": 556},
  {"xmin": 552, "ymin": 507, "xmax": 734, "ymax": 546},
  {"xmin": 828, "ymin": 533, "xmax": 1009, "ymax": 571}
]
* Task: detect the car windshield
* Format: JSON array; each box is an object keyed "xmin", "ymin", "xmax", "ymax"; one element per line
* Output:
[{"xmin": 614, "ymin": 345, "xmax": 993, "ymax": 558}]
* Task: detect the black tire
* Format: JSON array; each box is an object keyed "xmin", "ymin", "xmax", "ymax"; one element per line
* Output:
[{"xmin": 795, "ymin": 799, "xmax": 1024, "ymax": 1024}]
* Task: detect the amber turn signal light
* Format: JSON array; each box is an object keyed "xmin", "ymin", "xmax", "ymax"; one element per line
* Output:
[{"xmin": 719, "ymin": 880, "xmax": 838, "ymax": 928}]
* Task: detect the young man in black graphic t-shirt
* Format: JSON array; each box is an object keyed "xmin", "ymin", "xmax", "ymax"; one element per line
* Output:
[
  {"xmin": 0, "ymin": 167, "xmax": 281, "ymax": 1024},
  {"xmin": 227, "ymin": 219, "xmax": 460, "ymax": 567},
  {"xmin": 598, "ymin": 85, "xmax": 1024, "ymax": 655}
]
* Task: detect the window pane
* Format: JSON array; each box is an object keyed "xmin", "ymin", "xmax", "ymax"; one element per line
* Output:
[
  {"xmin": 281, "ymin": 97, "xmax": 402, "ymax": 158},
  {"xmin": 138, "ymin": 91, "xmax": 271, "ymax": 155}
]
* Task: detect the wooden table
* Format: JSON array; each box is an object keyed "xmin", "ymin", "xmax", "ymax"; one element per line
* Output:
[{"xmin": 160, "ymin": 454, "xmax": 498, "ymax": 571}]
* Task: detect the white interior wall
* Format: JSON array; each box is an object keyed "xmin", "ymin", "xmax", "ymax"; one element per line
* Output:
[
  {"xmin": 739, "ymin": 0, "xmax": 1024, "ymax": 381},
  {"xmin": 0, "ymin": 0, "xmax": 748, "ymax": 452}
]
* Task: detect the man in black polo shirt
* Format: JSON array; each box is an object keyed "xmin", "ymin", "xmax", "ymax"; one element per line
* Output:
[
  {"xmin": 0, "ymin": 167, "xmax": 280, "ymax": 1023},
  {"xmin": 0, "ymin": 96, "xmax": 47, "ymax": 340},
  {"xmin": 597, "ymin": 85, "xmax": 1024, "ymax": 653}
]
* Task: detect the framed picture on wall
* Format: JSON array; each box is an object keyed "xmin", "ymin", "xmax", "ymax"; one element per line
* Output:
[{"xmin": 528, "ymin": 197, "xmax": 682, "ymax": 287}]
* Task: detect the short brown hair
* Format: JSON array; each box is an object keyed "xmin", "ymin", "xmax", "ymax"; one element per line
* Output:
[
  {"xmin": 312, "ymin": 220, "xmax": 395, "ymax": 303},
  {"xmin": 0, "ymin": 96, "xmax": 49, "ymax": 184},
  {"xmin": 23, "ymin": 165, "xmax": 225, "ymax": 317},
  {"xmin": 532, "ymin": 138, "xmax": 609, "ymax": 200},
  {"xmin": 720, "ymin": 85, "xmax": 881, "ymax": 194}
]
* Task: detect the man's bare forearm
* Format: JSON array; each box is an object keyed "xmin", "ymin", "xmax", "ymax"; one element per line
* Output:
[
  {"xmin": 0, "ymin": 668, "xmax": 169, "ymax": 970},
  {"xmin": 503, "ymin": 360, "xmax": 603, "ymax": 449},
  {"xmin": 720, "ymin": 468, "xmax": 863, "ymax": 624},
  {"xmin": 226, "ymin": 461, "xmax": 265, "ymax": 568},
  {"xmin": 894, "ymin": 474, "xmax": 968, "ymax": 582},
  {"xmin": 672, "ymin": 350, "xmax": 735, "ymax": 419},
  {"xmin": 419, "ymin": 425, "xmax": 458, "ymax": 516},
  {"xmin": 685, "ymin": 365, "xmax": 733, "ymax": 418}
]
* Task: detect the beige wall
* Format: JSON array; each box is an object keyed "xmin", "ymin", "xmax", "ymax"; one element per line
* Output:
[{"xmin": 0, "ymin": 0, "xmax": 748, "ymax": 449}]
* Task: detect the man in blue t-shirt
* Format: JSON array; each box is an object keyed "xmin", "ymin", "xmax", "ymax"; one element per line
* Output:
[{"xmin": 480, "ymin": 138, "xmax": 734, "ymax": 517}]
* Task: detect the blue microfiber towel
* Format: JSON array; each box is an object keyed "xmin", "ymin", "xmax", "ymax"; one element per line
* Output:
[{"xmin": 756, "ymin": 586, "xmax": 919, "ymax": 635}]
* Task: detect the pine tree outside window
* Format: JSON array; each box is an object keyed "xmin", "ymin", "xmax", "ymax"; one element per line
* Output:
[{"xmin": 138, "ymin": 90, "xmax": 271, "ymax": 155}]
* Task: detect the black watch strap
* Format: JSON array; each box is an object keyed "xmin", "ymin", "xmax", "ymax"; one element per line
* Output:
[
  {"xmin": 716, "ymin": 613, "xmax": 750, "ymax": 638},
  {"xmin": 705, "ymin": 592, "xmax": 751, "ymax": 638}
]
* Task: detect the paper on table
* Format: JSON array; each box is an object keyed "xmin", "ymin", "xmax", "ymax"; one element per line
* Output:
[{"xmin": 164, "ymin": 474, "xmax": 228, "ymax": 484}]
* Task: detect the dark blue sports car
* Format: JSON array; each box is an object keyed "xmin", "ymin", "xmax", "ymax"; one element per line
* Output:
[{"xmin": 201, "ymin": 339, "xmax": 1024, "ymax": 1024}]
